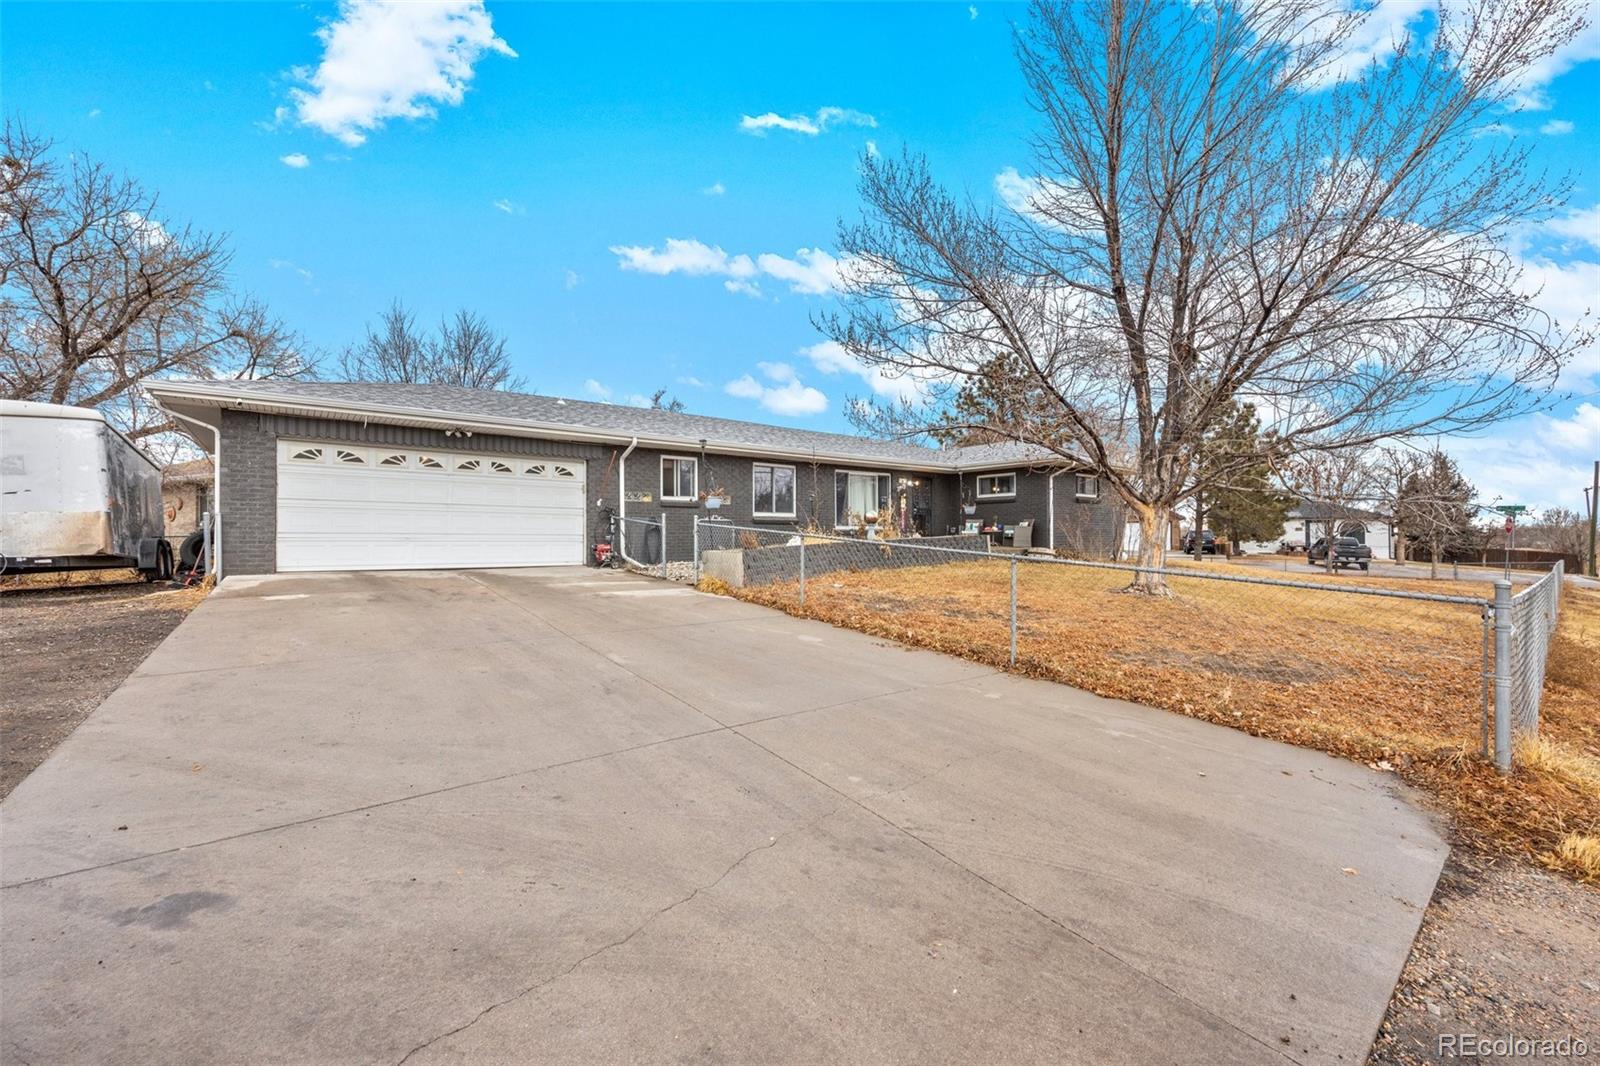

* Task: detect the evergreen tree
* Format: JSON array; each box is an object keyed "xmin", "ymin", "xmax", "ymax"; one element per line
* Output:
[
  {"xmin": 1200, "ymin": 403, "xmax": 1291, "ymax": 552},
  {"xmin": 1395, "ymin": 450, "xmax": 1477, "ymax": 578}
]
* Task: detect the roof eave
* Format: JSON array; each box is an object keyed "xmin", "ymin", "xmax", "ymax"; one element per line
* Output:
[{"xmin": 144, "ymin": 381, "xmax": 960, "ymax": 472}]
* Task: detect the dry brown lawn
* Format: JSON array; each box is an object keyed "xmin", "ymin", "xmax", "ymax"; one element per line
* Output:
[{"xmin": 709, "ymin": 558, "xmax": 1600, "ymax": 882}]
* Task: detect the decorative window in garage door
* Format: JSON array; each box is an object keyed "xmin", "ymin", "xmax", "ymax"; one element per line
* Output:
[
  {"xmin": 525, "ymin": 463, "xmax": 548, "ymax": 477},
  {"xmin": 553, "ymin": 465, "xmax": 577, "ymax": 478},
  {"xmin": 457, "ymin": 459, "xmax": 483, "ymax": 472},
  {"xmin": 336, "ymin": 449, "xmax": 365, "ymax": 465},
  {"xmin": 417, "ymin": 455, "xmax": 443, "ymax": 469},
  {"xmin": 379, "ymin": 453, "xmax": 407, "ymax": 467},
  {"xmin": 489, "ymin": 460, "xmax": 514, "ymax": 474},
  {"xmin": 291, "ymin": 447, "xmax": 324, "ymax": 462}
]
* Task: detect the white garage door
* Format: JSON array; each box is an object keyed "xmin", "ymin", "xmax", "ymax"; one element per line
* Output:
[{"xmin": 275, "ymin": 441, "xmax": 586, "ymax": 572}]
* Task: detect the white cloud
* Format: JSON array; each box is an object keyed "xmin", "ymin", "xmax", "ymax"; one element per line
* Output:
[
  {"xmin": 968, "ymin": 5, "xmax": 978, "ymax": 19},
  {"xmin": 724, "ymin": 362, "xmax": 829, "ymax": 416},
  {"xmin": 1472, "ymin": 122, "xmax": 1517, "ymax": 138},
  {"xmin": 611, "ymin": 238, "xmax": 851, "ymax": 297},
  {"xmin": 865, "ymin": 139, "xmax": 879, "ymax": 157},
  {"xmin": 1544, "ymin": 204, "xmax": 1600, "ymax": 250},
  {"xmin": 677, "ymin": 376, "xmax": 709, "ymax": 389},
  {"xmin": 583, "ymin": 379, "xmax": 612, "ymax": 400},
  {"xmin": 1501, "ymin": 0, "xmax": 1600, "ymax": 111},
  {"xmin": 120, "ymin": 212, "xmax": 169, "ymax": 249},
  {"xmin": 995, "ymin": 166, "xmax": 1097, "ymax": 230},
  {"xmin": 86, "ymin": 108, "xmax": 102, "ymax": 120},
  {"xmin": 702, "ymin": 181, "xmax": 726, "ymax": 196},
  {"xmin": 491, "ymin": 198, "xmax": 523, "ymax": 214},
  {"xmin": 1445, "ymin": 404, "xmax": 1600, "ymax": 512},
  {"xmin": 564, "ymin": 269, "xmax": 582, "ymax": 290},
  {"xmin": 739, "ymin": 106, "xmax": 877, "ymax": 137},
  {"xmin": 801, "ymin": 340, "xmax": 929, "ymax": 404},
  {"xmin": 611, "ymin": 238, "xmax": 757, "ymax": 279},
  {"xmin": 755, "ymin": 248, "xmax": 843, "ymax": 295},
  {"xmin": 280, "ymin": 152, "xmax": 311, "ymax": 169},
  {"xmin": 1539, "ymin": 401, "xmax": 1600, "ymax": 453},
  {"xmin": 1513, "ymin": 254, "xmax": 1600, "ymax": 386},
  {"xmin": 1289, "ymin": 0, "xmax": 1435, "ymax": 89},
  {"xmin": 268, "ymin": 257, "xmax": 315, "ymax": 284},
  {"xmin": 1540, "ymin": 119, "xmax": 1575, "ymax": 135},
  {"xmin": 287, "ymin": 0, "xmax": 515, "ymax": 147}
]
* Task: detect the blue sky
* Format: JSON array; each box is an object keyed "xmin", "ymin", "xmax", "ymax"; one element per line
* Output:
[{"xmin": 3, "ymin": 0, "xmax": 1598, "ymax": 512}]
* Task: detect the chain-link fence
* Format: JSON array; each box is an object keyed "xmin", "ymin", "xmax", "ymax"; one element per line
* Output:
[
  {"xmin": 1505, "ymin": 561, "xmax": 1563, "ymax": 738},
  {"xmin": 690, "ymin": 520, "xmax": 1566, "ymax": 772}
]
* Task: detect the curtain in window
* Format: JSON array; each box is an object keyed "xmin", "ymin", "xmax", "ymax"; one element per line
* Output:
[{"xmin": 835, "ymin": 472, "xmax": 890, "ymax": 525}]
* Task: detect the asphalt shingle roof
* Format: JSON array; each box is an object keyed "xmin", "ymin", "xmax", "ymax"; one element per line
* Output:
[{"xmin": 157, "ymin": 379, "xmax": 1081, "ymax": 470}]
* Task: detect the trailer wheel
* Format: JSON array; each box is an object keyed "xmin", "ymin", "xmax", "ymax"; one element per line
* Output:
[{"xmin": 143, "ymin": 541, "xmax": 174, "ymax": 582}]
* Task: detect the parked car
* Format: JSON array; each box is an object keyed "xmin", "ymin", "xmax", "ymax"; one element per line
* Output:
[
  {"xmin": 1181, "ymin": 529, "xmax": 1218, "ymax": 554},
  {"xmin": 0, "ymin": 400, "xmax": 173, "ymax": 580},
  {"xmin": 1307, "ymin": 536, "xmax": 1372, "ymax": 571}
]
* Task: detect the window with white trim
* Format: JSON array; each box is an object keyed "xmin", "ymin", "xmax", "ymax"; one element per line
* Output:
[
  {"xmin": 290, "ymin": 447, "xmax": 323, "ymax": 462},
  {"xmin": 976, "ymin": 472, "xmax": 1016, "ymax": 499},
  {"xmin": 661, "ymin": 456, "xmax": 697, "ymax": 501},
  {"xmin": 1075, "ymin": 474, "xmax": 1100, "ymax": 499},
  {"xmin": 752, "ymin": 463, "xmax": 796, "ymax": 518},
  {"xmin": 834, "ymin": 471, "xmax": 891, "ymax": 527}
]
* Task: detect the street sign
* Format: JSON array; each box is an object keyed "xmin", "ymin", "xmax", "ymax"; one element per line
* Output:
[
  {"xmin": 1504, "ymin": 517, "xmax": 1514, "ymax": 534},
  {"xmin": 1493, "ymin": 504, "xmax": 1528, "ymax": 516}
]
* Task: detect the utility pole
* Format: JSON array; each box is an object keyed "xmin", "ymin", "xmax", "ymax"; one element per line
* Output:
[{"xmin": 1588, "ymin": 459, "xmax": 1598, "ymax": 578}]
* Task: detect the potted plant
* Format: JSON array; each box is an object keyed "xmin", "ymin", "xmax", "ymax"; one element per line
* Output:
[
  {"xmin": 699, "ymin": 485, "xmax": 728, "ymax": 509},
  {"xmin": 961, "ymin": 491, "xmax": 977, "ymax": 517}
]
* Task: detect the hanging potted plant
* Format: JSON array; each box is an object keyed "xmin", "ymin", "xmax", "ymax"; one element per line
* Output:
[
  {"xmin": 700, "ymin": 485, "xmax": 728, "ymax": 509},
  {"xmin": 961, "ymin": 488, "xmax": 978, "ymax": 516}
]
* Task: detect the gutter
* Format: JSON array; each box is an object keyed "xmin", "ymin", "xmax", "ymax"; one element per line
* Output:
[
  {"xmin": 615, "ymin": 437, "xmax": 642, "ymax": 567},
  {"xmin": 165, "ymin": 408, "xmax": 222, "ymax": 580}
]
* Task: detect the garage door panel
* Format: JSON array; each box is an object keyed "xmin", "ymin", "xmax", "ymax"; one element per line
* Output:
[{"xmin": 275, "ymin": 442, "xmax": 586, "ymax": 572}]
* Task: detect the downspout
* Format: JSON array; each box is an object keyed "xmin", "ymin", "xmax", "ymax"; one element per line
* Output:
[
  {"xmin": 616, "ymin": 436, "xmax": 642, "ymax": 566},
  {"xmin": 1047, "ymin": 469, "xmax": 1063, "ymax": 552},
  {"xmin": 167, "ymin": 408, "xmax": 223, "ymax": 580}
]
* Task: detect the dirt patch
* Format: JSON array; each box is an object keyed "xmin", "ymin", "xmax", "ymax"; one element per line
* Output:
[
  {"xmin": 0, "ymin": 582, "xmax": 206, "ymax": 799},
  {"xmin": 1371, "ymin": 851, "xmax": 1600, "ymax": 1063}
]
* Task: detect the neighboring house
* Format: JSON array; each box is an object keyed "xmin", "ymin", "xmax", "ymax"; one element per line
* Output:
[
  {"xmin": 143, "ymin": 380, "xmax": 1123, "ymax": 578},
  {"xmin": 1236, "ymin": 499, "xmax": 1395, "ymax": 560},
  {"xmin": 160, "ymin": 457, "xmax": 212, "ymax": 559}
]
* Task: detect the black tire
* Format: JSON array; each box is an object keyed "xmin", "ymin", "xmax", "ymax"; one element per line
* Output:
[
  {"xmin": 1359, "ymin": 562, "xmax": 1370, "ymax": 571},
  {"xmin": 179, "ymin": 530, "xmax": 206, "ymax": 572},
  {"xmin": 143, "ymin": 542, "xmax": 174, "ymax": 582}
]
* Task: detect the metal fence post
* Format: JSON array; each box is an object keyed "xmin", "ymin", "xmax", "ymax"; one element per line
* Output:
[
  {"xmin": 692, "ymin": 518, "xmax": 700, "ymax": 585},
  {"xmin": 1009, "ymin": 557, "xmax": 1018, "ymax": 665},
  {"xmin": 1493, "ymin": 579, "xmax": 1514, "ymax": 773},
  {"xmin": 201, "ymin": 510, "xmax": 213, "ymax": 576},
  {"xmin": 1479, "ymin": 606, "xmax": 1492, "ymax": 759},
  {"xmin": 799, "ymin": 539, "xmax": 806, "ymax": 607},
  {"xmin": 658, "ymin": 514, "xmax": 667, "ymax": 578}
]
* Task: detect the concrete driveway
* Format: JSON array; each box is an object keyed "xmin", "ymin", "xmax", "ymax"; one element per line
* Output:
[{"xmin": 1, "ymin": 568, "xmax": 1446, "ymax": 1065}]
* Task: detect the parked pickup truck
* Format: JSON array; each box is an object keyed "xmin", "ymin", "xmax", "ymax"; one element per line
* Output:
[{"xmin": 1307, "ymin": 536, "xmax": 1372, "ymax": 571}]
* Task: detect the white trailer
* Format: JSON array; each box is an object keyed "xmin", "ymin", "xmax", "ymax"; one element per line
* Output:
[{"xmin": 0, "ymin": 400, "xmax": 174, "ymax": 580}]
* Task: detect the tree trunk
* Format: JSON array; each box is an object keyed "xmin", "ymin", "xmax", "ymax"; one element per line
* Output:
[
  {"xmin": 1127, "ymin": 503, "xmax": 1171, "ymax": 596},
  {"xmin": 1430, "ymin": 536, "xmax": 1440, "ymax": 580}
]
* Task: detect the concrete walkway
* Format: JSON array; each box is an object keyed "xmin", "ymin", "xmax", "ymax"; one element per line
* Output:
[{"xmin": 1, "ymin": 568, "xmax": 1447, "ymax": 1064}]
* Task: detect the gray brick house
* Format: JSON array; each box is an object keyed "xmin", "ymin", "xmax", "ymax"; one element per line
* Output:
[{"xmin": 145, "ymin": 380, "xmax": 1122, "ymax": 577}]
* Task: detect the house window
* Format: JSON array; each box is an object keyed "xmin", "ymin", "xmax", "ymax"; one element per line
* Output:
[
  {"xmin": 1075, "ymin": 474, "xmax": 1100, "ymax": 499},
  {"xmin": 976, "ymin": 472, "xmax": 1016, "ymax": 499},
  {"xmin": 661, "ymin": 456, "xmax": 698, "ymax": 501},
  {"xmin": 834, "ymin": 471, "xmax": 891, "ymax": 527},
  {"xmin": 752, "ymin": 463, "xmax": 796, "ymax": 518}
]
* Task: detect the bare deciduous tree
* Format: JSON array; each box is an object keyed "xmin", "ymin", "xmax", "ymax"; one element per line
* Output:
[
  {"xmin": 823, "ymin": 0, "xmax": 1590, "ymax": 593},
  {"xmin": 0, "ymin": 123, "xmax": 313, "ymax": 440},
  {"xmin": 1284, "ymin": 450, "xmax": 1379, "ymax": 572},
  {"xmin": 338, "ymin": 301, "xmax": 525, "ymax": 391}
]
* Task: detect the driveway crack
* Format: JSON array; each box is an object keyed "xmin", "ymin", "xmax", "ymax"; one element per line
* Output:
[{"xmin": 394, "ymin": 803, "xmax": 846, "ymax": 1065}]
